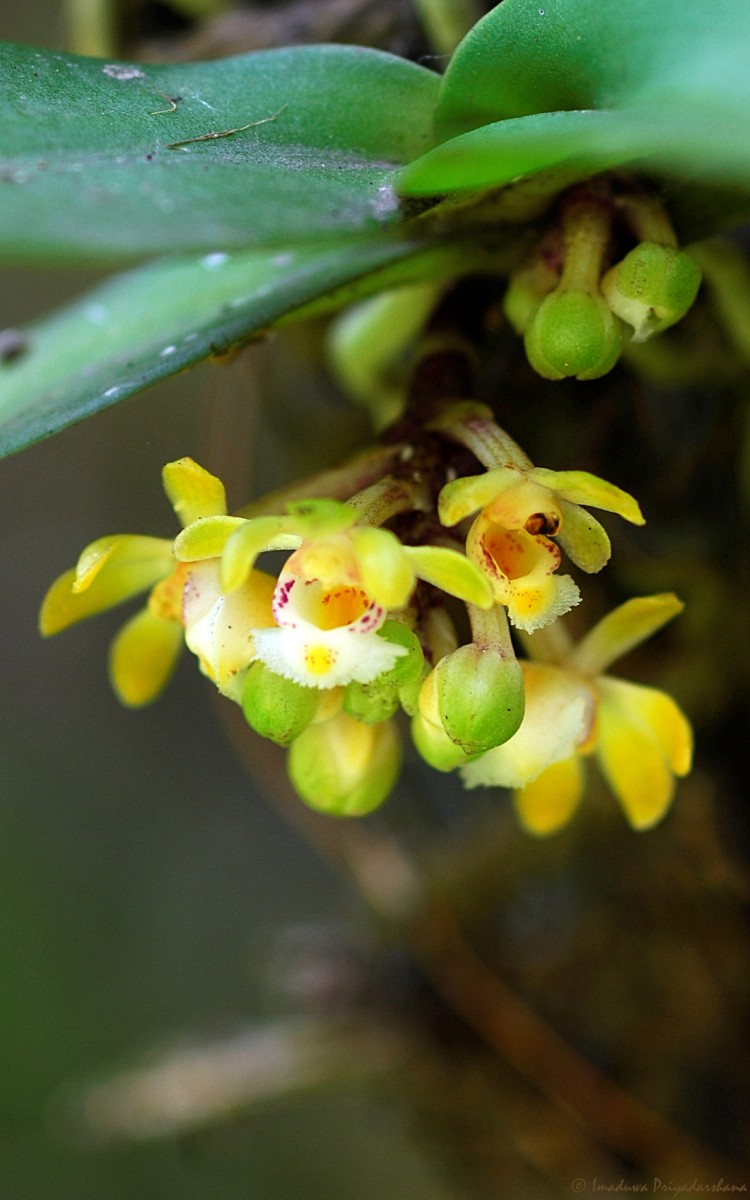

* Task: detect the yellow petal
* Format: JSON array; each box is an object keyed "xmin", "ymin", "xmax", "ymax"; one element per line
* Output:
[
  {"xmin": 462, "ymin": 663, "xmax": 595, "ymax": 789},
  {"xmin": 513, "ymin": 756, "xmax": 585, "ymax": 837},
  {"xmin": 162, "ymin": 458, "xmax": 227, "ymax": 526},
  {"xmin": 40, "ymin": 554, "xmax": 172, "ymax": 636},
  {"xmin": 438, "ymin": 468, "xmax": 520, "ymax": 527},
  {"xmin": 221, "ymin": 517, "xmax": 302, "ymax": 592},
  {"xmin": 173, "ymin": 515, "xmax": 247, "ymax": 562},
  {"xmin": 74, "ymin": 535, "xmax": 173, "ymax": 592},
  {"xmin": 295, "ymin": 533, "xmax": 360, "ymax": 588},
  {"xmin": 352, "ymin": 526, "xmax": 415, "ymax": 609},
  {"xmin": 109, "ymin": 609, "xmax": 183, "ymax": 707},
  {"xmin": 555, "ymin": 500, "xmax": 611, "ymax": 574},
  {"xmin": 595, "ymin": 677, "xmax": 691, "ymax": 829},
  {"xmin": 403, "ymin": 544, "xmax": 493, "ymax": 609},
  {"xmin": 527, "ymin": 467, "xmax": 645, "ymax": 525},
  {"xmin": 570, "ymin": 593, "xmax": 685, "ymax": 677}
]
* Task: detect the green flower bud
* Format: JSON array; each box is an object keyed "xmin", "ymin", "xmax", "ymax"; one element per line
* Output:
[
  {"xmin": 241, "ymin": 661, "xmax": 318, "ymax": 747},
  {"xmin": 436, "ymin": 643, "xmax": 525, "ymax": 755},
  {"xmin": 601, "ymin": 242, "xmax": 702, "ymax": 342},
  {"xmin": 524, "ymin": 289, "xmax": 623, "ymax": 380},
  {"xmin": 343, "ymin": 622, "xmax": 424, "ymax": 723},
  {"xmin": 288, "ymin": 711, "xmax": 401, "ymax": 817},
  {"xmin": 343, "ymin": 679, "xmax": 400, "ymax": 724}
]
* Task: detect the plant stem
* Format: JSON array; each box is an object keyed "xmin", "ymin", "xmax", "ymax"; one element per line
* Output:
[
  {"xmin": 66, "ymin": 0, "xmax": 117, "ymax": 56},
  {"xmin": 236, "ymin": 444, "xmax": 404, "ymax": 517}
]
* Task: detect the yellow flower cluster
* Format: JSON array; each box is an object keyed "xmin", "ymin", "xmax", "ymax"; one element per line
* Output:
[{"xmin": 40, "ymin": 408, "xmax": 692, "ymax": 833}]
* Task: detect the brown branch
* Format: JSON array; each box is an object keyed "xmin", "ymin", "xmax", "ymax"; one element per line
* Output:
[{"xmin": 220, "ymin": 706, "xmax": 745, "ymax": 1183}]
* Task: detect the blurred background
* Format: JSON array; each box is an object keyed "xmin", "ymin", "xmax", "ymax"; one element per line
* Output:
[{"xmin": 1, "ymin": 2, "xmax": 749, "ymax": 1197}]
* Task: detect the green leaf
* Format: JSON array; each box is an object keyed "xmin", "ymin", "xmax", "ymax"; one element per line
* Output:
[
  {"xmin": 435, "ymin": 0, "xmax": 750, "ymax": 138},
  {"xmin": 0, "ymin": 41, "xmax": 439, "ymax": 263},
  {"xmin": 398, "ymin": 0, "xmax": 750, "ymax": 197},
  {"xmin": 0, "ymin": 237, "xmax": 447, "ymax": 459}
]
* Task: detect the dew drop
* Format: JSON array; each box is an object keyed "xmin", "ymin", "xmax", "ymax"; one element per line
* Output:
[{"xmin": 201, "ymin": 252, "xmax": 228, "ymax": 270}]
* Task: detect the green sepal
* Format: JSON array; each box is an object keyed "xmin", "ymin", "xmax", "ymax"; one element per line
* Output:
[
  {"xmin": 374, "ymin": 621, "xmax": 424, "ymax": 686},
  {"xmin": 241, "ymin": 661, "xmax": 319, "ymax": 746},
  {"xmin": 436, "ymin": 643, "xmax": 525, "ymax": 754},
  {"xmin": 524, "ymin": 289, "xmax": 624, "ymax": 380}
]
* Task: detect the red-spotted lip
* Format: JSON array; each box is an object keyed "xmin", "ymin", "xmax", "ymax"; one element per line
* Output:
[
  {"xmin": 479, "ymin": 526, "xmax": 560, "ymax": 583},
  {"xmin": 272, "ymin": 572, "xmax": 384, "ymax": 634}
]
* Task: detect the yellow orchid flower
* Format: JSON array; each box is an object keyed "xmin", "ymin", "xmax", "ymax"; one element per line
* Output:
[
  {"xmin": 39, "ymin": 458, "xmax": 272, "ymax": 707},
  {"xmin": 462, "ymin": 594, "xmax": 693, "ymax": 835},
  {"xmin": 435, "ymin": 411, "xmax": 643, "ymax": 633},
  {"xmin": 175, "ymin": 495, "xmax": 493, "ymax": 693}
]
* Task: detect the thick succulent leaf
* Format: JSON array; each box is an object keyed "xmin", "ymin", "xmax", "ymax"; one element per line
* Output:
[
  {"xmin": 0, "ymin": 237, "xmax": 446, "ymax": 459},
  {"xmin": 399, "ymin": 0, "xmax": 750, "ymax": 197},
  {"xmin": 435, "ymin": 0, "xmax": 750, "ymax": 138},
  {"xmin": 398, "ymin": 107, "xmax": 750, "ymax": 197},
  {"xmin": 0, "ymin": 41, "xmax": 439, "ymax": 263}
]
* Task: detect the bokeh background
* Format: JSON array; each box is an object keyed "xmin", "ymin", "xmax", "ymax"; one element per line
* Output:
[{"xmin": 2, "ymin": 2, "xmax": 749, "ymax": 1198}]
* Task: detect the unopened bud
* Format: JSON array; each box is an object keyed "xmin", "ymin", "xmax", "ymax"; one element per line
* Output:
[
  {"xmin": 343, "ymin": 679, "xmax": 400, "ymax": 724},
  {"xmin": 524, "ymin": 289, "xmax": 623, "ymax": 380},
  {"xmin": 343, "ymin": 621, "xmax": 424, "ymax": 723},
  {"xmin": 242, "ymin": 661, "xmax": 318, "ymax": 746},
  {"xmin": 288, "ymin": 711, "xmax": 401, "ymax": 816},
  {"xmin": 436, "ymin": 642, "xmax": 525, "ymax": 755},
  {"xmin": 601, "ymin": 242, "xmax": 701, "ymax": 342}
]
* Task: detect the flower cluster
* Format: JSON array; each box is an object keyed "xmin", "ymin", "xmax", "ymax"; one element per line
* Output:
[{"xmin": 41, "ymin": 404, "xmax": 692, "ymax": 834}]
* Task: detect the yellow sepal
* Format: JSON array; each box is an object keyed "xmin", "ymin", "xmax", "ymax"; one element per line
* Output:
[
  {"xmin": 162, "ymin": 458, "xmax": 227, "ymax": 527},
  {"xmin": 73, "ymin": 534, "xmax": 173, "ymax": 592},
  {"xmin": 109, "ymin": 609, "xmax": 183, "ymax": 707},
  {"xmin": 513, "ymin": 755, "xmax": 585, "ymax": 837},
  {"xmin": 40, "ymin": 554, "xmax": 172, "ymax": 636},
  {"xmin": 527, "ymin": 467, "xmax": 645, "ymax": 526},
  {"xmin": 570, "ymin": 594, "xmax": 685, "ymax": 677}
]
